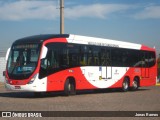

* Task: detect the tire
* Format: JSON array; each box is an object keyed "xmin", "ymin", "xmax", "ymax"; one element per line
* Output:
[
  {"xmin": 132, "ymin": 77, "xmax": 139, "ymax": 91},
  {"xmin": 64, "ymin": 79, "xmax": 76, "ymax": 96},
  {"xmin": 122, "ymin": 77, "xmax": 129, "ymax": 92}
]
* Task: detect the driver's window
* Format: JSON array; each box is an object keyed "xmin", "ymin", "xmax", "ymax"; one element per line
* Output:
[
  {"xmin": 40, "ymin": 50, "xmax": 51, "ymax": 70},
  {"xmin": 39, "ymin": 43, "xmax": 62, "ymax": 79},
  {"xmin": 41, "ymin": 59, "xmax": 48, "ymax": 69}
]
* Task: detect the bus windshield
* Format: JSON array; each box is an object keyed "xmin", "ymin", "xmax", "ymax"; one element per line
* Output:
[{"xmin": 7, "ymin": 43, "xmax": 41, "ymax": 80}]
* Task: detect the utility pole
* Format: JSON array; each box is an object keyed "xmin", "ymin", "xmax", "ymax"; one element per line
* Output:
[{"xmin": 60, "ymin": 0, "xmax": 64, "ymax": 34}]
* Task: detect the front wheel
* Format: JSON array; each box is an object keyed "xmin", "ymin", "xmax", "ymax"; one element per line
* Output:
[
  {"xmin": 122, "ymin": 77, "xmax": 129, "ymax": 92},
  {"xmin": 64, "ymin": 79, "xmax": 76, "ymax": 96}
]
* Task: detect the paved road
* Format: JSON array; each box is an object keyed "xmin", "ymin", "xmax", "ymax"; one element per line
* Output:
[{"xmin": 0, "ymin": 83, "xmax": 159, "ymax": 119}]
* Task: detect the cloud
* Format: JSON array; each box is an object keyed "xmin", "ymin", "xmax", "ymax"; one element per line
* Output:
[
  {"xmin": 0, "ymin": 1, "xmax": 59, "ymax": 21},
  {"xmin": 133, "ymin": 5, "xmax": 160, "ymax": 19},
  {"xmin": 65, "ymin": 4, "xmax": 130, "ymax": 19},
  {"xmin": 1, "ymin": 1, "xmax": 160, "ymax": 21},
  {"xmin": 0, "ymin": 1, "xmax": 131, "ymax": 21}
]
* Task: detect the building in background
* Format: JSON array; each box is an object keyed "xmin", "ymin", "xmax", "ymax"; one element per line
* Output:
[{"xmin": 0, "ymin": 50, "xmax": 6, "ymax": 83}]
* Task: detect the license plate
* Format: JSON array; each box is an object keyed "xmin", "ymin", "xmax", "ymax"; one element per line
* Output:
[{"xmin": 15, "ymin": 86, "xmax": 21, "ymax": 89}]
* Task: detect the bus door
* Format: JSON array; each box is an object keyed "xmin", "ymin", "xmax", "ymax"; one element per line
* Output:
[
  {"xmin": 141, "ymin": 51, "xmax": 149, "ymax": 78},
  {"xmin": 101, "ymin": 49, "xmax": 112, "ymax": 79},
  {"xmin": 106, "ymin": 49, "xmax": 112, "ymax": 79}
]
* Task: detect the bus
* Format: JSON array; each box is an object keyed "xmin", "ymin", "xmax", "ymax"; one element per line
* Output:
[{"xmin": 4, "ymin": 34, "xmax": 157, "ymax": 95}]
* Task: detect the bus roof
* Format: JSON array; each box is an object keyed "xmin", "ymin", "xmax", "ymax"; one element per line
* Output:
[
  {"xmin": 12, "ymin": 34, "xmax": 155, "ymax": 51},
  {"xmin": 69, "ymin": 34, "xmax": 155, "ymax": 51},
  {"xmin": 13, "ymin": 34, "xmax": 69, "ymax": 45}
]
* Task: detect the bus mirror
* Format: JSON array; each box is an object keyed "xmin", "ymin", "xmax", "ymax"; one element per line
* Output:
[
  {"xmin": 41, "ymin": 46, "xmax": 48, "ymax": 59},
  {"xmin": 5, "ymin": 48, "xmax": 11, "ymax": 61},
  {"xmin": 3, "ymin": 71, "xmax": 6, "ymax": 76}
]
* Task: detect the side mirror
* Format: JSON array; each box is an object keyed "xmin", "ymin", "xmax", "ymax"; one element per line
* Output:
[
  {"xmin": 3, "ymin": 71, "xmax": 6, "ymax": 77},
  {"xmin": 40, "ymin": 46, "xmax": 48, "ymax": 59},
  {"xmin": 5, "ymin": 48, "xmax": 11, "ymax": 61}
]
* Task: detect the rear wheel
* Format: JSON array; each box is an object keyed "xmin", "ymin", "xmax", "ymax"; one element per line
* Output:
[
  {"xmin": 64, "ymin": 78, "xmax": 76, "ymax": 96},
  {"xmin": 122, "ymin": 77, "xmax": 129, "ymax": 92},
  {"xmin": 132, "ymin": 77, "xmax": 139, "ymax": 91}
]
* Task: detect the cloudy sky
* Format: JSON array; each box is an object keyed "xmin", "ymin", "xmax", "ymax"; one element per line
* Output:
[{"xmin": 0, "ymin": 0, "xmax": 160, "ymax": 55}]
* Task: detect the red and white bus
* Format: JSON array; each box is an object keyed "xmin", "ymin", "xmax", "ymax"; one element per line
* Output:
[{"xmin": 4, "ymin": 34, "xmax": 157, "ymax": 95}]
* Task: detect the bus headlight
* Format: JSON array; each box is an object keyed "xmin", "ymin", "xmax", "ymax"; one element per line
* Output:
[{"xmin": 28, "ymin": 74, "xmax": 37, "ymax": 84}]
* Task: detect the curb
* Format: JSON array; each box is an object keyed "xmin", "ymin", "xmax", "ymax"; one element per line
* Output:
[{"xmin": 156, "ymin": 83, "xmax": 160, "ymax": 86}]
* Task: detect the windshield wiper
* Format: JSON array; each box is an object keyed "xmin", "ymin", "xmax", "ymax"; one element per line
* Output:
[{"xmin": 10, "ymin": 62, "xmax": 18, "ymax": 75}]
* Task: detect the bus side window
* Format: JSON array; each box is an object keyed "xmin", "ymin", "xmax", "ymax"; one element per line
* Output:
[
  {"xmin": 100, "ymin": 48, "xmax": 106, "ymax": 66},
  {"xmin": 148, "ymin": 52, "xmax": 156, "ymax": 67},
  {"xmin": 141, "ymin": 52, "xmax": 146, "ymax": 68},
  {"xmin": 79, "ymin": 45, "xmax": 87, "ymax": 66},
  {"xmin": 145, "ymin": 51, "xmax": 156, "ymax": 68}
]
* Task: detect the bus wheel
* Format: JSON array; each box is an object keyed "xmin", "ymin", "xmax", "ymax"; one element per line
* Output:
[
  {"xmin": 132, "ymin": 77, "xmax": 139, "ymax": 91},
  {"xmin": 122, "ymin": 77, "xmax": 129, "ymax": 92},
  {"xmin": 64, "ymin": 78, "xmax": 76, "ymax": 96}
]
